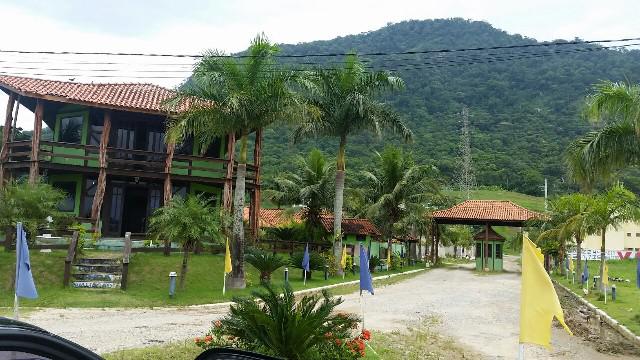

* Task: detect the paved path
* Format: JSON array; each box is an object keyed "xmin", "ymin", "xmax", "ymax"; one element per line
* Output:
[
  {"xmin": 337, "ymin": 256, "xmax": 633, "ymax": 359},
  {"xmin": 23, "ymin": 256, "xmax": 636, "ymax": 358}
]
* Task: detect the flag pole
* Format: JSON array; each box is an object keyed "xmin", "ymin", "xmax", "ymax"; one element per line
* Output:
[
  {"xmin": 304, "ymin": 270, "xmax": 307, "ymax": 286},
  {"xmin": 604, "ymin": 286, "xmax": 607, "ymax": 305},
  {"xmin": 360, "ymin": 293, "xmax": 365, "ymax": 331},
  {"xmin": 518, "ymin": 343, "xmax": 525, "ymax": 360},
  {"xmin": 14, "ymin": 225, "xmax": 21, "ymax": 320},
  {"xmin": 223, "ymin": 273, "xmax": 226, "ymax": 296}
]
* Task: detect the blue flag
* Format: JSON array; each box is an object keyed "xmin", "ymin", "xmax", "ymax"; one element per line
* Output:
[
  {"xmin": 301, "ymin": 243, "xmax": 310, "ymax": 272},
  {"xmin": 15, "ymin": 223, "xmax": 38, "ymax": 299},
  {"xmin": 636, "ymin": 255, "xmax": 640, "ymax": 289},
  {"xmin": 359, "ymin": 246, "xmax": 374, "ymax": 295},
  {"xmin": 582, "ymin": 259, "xmax": 589, "ymax": 285}
]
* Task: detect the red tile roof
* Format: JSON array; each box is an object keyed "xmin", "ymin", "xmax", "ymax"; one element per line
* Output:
[
  {"xmin": 242, "ymin": 208, "xmax": 303, "ymax": 228},
  {"xmin": 0, "ymin": 75, "xmax": 194, "ymax": 115},
  {"xmin": 432, "ymin": 200, "xmax": 541, "ymax": 223},
  {"xmin": 319, "ymin": 215, "xmax": 381, "ymax": 236}
]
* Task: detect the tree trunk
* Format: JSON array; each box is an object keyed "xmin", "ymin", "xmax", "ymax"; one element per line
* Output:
[
  {"xmin": 417, "ymin": 233, "xmax": 423, "ymax": 262},
  {"xmin": 599, "ymin": 228, "xmax": 606, "ymax": 291},
  {"xmin": 333, "ymin": 136, "xmax": 347, "ymax": 276},
  {"xmin": 453, "ymin": 245, "xmax": 458, "ymax": 258},
  {"xmin": 179, "ymin": 247, "xmax": 190, "ymax": 290},
  {"xmin": 228, "ymin": 133, "xmax": 248, "ymax": 289},
  {"xmin": 576, "ymin": 233, "xmax": 582, "ymax": 281}
]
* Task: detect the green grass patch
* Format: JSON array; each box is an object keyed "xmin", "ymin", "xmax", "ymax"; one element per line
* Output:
[
  {"xmin": 553, "ymin": 259, "xmax": 640, "ymax": 335},
  {"xmin": 102, "ymin": 340, "xmax": 201, "ymax": 360},
  {"xmin": 0, "ymin": 247, "xmax": 424, "ymax": 308}
]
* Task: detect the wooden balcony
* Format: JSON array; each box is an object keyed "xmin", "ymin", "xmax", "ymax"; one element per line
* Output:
[{"xmin": 3, "ymin": 140, "xmax": 257, "ymax": 185}]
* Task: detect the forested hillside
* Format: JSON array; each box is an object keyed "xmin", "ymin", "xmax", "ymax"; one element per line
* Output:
[{"xmin": 258, "ymin": 18, "xmax": 640, "ymax": 196}]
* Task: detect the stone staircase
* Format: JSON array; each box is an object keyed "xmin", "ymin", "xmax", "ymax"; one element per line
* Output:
[{"xmin": 72, "ymin": 257, "xmax": 123, "ymax": 289}]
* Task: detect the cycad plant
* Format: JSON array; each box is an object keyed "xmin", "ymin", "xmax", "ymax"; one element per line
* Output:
[
  {"xmin": 148, "ymin": 195, "xmax": 221, "ymax": 289},
  {"xmin": 221, "ymin": 284, "xmax": 359, "ymax": 360},
  {"xmin": 245, "ymin": 249, "xmax": 288, "ymax": 283}
]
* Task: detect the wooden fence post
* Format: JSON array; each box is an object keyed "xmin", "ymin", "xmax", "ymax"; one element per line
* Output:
[
  {"xmin": 63, "ymin": 231, "xmax": 79, "ymax": 287},
  {"xmin": 121, "ymin": 232, "xmax": 132, "ymax": 290}
]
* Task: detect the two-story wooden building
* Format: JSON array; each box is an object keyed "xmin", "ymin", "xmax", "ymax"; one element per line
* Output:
[{"xmin": 0, "ymin": 75, "xmax": 263, "ymax": 238}]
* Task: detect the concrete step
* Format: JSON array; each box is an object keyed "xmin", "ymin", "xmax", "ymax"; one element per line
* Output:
[
  {"xmin": 72, "ymin": 272, "xmax": 122, "ymax": 282},
  {"xmin": 76, "ymin": 258, "xmax": 121, "ymax": 266},
  {"xmin": 72, "ymin": 281, "xmax": 121, "ymax": 289},
  {"xmin": 73, "ymin": 263, "xmax": 122, "ymax": 274}
]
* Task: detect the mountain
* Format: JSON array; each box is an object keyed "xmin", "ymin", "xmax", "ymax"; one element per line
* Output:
[{"xmin": 258, "ymin": 18, "xmax": 640, "ymax": 196}]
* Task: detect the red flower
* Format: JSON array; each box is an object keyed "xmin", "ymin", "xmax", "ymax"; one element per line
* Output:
[
  {"xmin": 324, "ymin": 332, "xmax": 333, "ymax": 339},
  {"xmin": 194, "ymin": 337, "xmax": 201, "ymax": 343},
  {"xmin": 214, "ymin": 320, "xmax": 222, "ymax": 328},
  {"xmin": 204, "ymin": 335, "xmax": 213, "ymax": 343},
  {"xmin": 361, "ymin": 329, "xmax": 371, "ymax": 341},
  {"xmin": 335, "ymin": 338, "xmax": 342, "ymax": 346}
]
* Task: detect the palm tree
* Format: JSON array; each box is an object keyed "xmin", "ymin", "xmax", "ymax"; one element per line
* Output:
[
  {"xmin": 567, "ymin": 81, "xmax": 640, "ymax": 188},
  {"xmin": 148, "ymin": 195, "xmax": 221, "ymax": 289},
  {"xmin": 363, "ymin": 146, "xmax": 442, "ymax": 252},
  {"xmin": 294, "ymin": 56, "xmax": 412, "ymax": 272},
  {"xmin": 584, "ymin": 183, "xmax": 638, "ymax": 290},
  {"xmin": 167, "ymin": 34, "xmax": 312, "ymax": 289}
]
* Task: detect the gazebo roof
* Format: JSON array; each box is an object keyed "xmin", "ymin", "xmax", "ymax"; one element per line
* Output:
[
  {"xmin": 432, "ymin": 200, "xmax": 542, "ymax": 226},
  {"xmin": 473, "ymin": 226, "xmax": 506, "ymax": 241}
]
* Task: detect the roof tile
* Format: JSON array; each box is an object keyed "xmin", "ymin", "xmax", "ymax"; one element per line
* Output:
[{"xmin": 432, "ymin": 200, "xmax": 541, "ymax": 222}]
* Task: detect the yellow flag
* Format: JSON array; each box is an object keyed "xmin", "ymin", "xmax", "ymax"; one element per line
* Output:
[
  {"xmin": 569, "ymin": 258, "xmax": 574, "ymax": 272},
  {"xmin": 224, "ymin": 238, "xmax": 232, "ymax": 274},
  {"xmin": 520, "ymin": 235, "xmax": 572, "ymax": 347},
  {"xmin": 340, "ymin": 245, "xmax": 347, "ymax": 270},
  {"xmin": 387, "ymin": 246, "xmax": 392, "ymax": 266},
  {"xmin": 602, "ymin": 261, "xmax": 609, "ymax": 286}
]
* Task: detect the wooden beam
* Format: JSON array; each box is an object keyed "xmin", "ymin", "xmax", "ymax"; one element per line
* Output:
[
  {"xmin": 484, "ymin": 223, "xmax": 489, "ymax": 271},
  {"xmin": 28, "ymin": 99, "xmax": 44, "ymax": 184},
  {"xmin": 163, "ymin": 142, "xmax": 175, "ymax": 205},
  {"xmin": 91, "ymin": 111, "xmax": 112, "ymax": 231},
  {"xmin": 222, "ymin": 132, "xmax": 235, "ymax": 211},
  {"xmin": 0, "ymin": 92, "xmax": 16, "ymax": 186}
]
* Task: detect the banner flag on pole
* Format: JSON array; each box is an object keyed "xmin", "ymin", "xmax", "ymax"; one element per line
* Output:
[
  {"xmin": 582, "ymin": 259, "xmax": 589, "ymax": 286},
  {"xmin": 15, "ymin": 222, "xmax": 38, "ymax": 299},
  {"xmin": 569, "ymin": 258, "xmax": 574, "ymax": 273},
  {"xmin": 359, "ymin": 246, "xmax": 374, "ymax": 295},
  {"xmin": 223, "ymin": 237, "xmax": 232, "ymax": 295},
  {"xmin": 302, "ymin": 243, "xmax": 310, "ymax": 285},
  {"xmin": 386, "ymin": 246, "xmax": 391, "ymax": 269},
  {"xmin": 340, "ymin": 245, "xmax": 347, "ymax": 271},
  {"xmin": 636, "ymin": 256, "xmax": 640, "ymax": 289},
  {"xmin": 520, "ymin": 234, "xmax": 572, "ymax": 348}
]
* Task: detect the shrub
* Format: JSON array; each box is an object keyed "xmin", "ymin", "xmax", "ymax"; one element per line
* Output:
[
  {"xmin": 368, "ymin": 256, "xmax": 381, "ymax": 272},
  {"xmin": 245, "ymin": 249, "xmax": 288, "ymax": 283},
  {"xmin": 390, "ymin": 252, "xmax": 402, "ymax": 270},
  {"xmin": 196, "ymin": 284, "xmax": 364, "ymax": 359},
  {"xmin": 344, "ymin": 254, "xmax": 354, "ymax": 272},
  {"xmin": 323, "ymin": 251, "xmax": 338, "ymax": 276}
]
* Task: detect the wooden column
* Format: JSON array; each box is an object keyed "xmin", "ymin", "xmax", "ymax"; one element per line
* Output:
[
  {"xmin": 222, "ymin": 132, "xmax": 235, "ymax": 211},
  {"xmin": 91, "ymin": 111, "xmax": 112, "ymax": 231},
  {"xmin": 250, "ymin": 129, "xmax": 263, "ymax": 240},
  {"xmin": 0, "ymin": 93, "xmax": 16, "ymax": 186},
  {"xmin": 28, "ymin": 100, "xmax": 44, "ymax": 184},
  {"xmin": 163, "ymin": 142, "xmax": 175, "ymax": 205},
  {"xmin": 484, "ymin": 223, "xmax": 489, "ymax": 271}
]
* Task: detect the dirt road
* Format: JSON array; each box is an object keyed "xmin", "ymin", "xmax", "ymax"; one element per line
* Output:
[{"xmin": 22, "ymin": 256, "xmax": 637, "ymax": 358}]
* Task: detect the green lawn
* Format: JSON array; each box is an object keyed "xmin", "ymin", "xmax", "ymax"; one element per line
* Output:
[
  {"xmin": 0, "ymin": 248, "xmax": 424, "ymax": 308},
  {"xmin": 446, "ymin": 189, "xmax": 545, "ymax": 212},
  {"xmin": 553, "ymin": 259, "xmax": 640, "ymax": 335}
]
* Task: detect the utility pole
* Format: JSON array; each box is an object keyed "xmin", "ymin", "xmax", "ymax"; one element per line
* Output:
[{"xmin": 458, "ymin": 105, "xmax": 475, "ymax": 199}]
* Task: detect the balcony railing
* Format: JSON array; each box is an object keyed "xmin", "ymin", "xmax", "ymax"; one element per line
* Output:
[{"xmin": 4, "ymin": 140, "xmax": 257, "ymax": 183}]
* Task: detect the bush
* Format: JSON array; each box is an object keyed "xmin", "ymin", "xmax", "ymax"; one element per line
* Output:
[
  {"xmin": 368, "ymin": 256, "xmax": 381, "ymax": 272},
  {"xmin": 390, "ymin": 252, "xmax": 402, "ymax": 270},
  {"xmin": 245, "ymin": 249, "xmax": 288, "ymax": 283},
  {"xmin": 196, "ymin": 284, "xmax": 365, "ymax": 359},
  {"xmin": 344, "ymin": 254, "xmax": 354, "ymax": 272},
  {"xmin": 323, "ymin": 251, "xmax": 338, "ymax": 276}
]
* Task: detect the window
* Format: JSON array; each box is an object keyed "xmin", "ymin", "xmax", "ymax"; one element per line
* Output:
[
  {"xmin": 627, "ymin": 233, "xmax": 632, "ymax": 237},
  {"xmin": 58, "ymin": 115, "xmax": 84, "ymax": 143},
  {"xmin": 53, "ymin": 181, "xmax": 77, "ymax": 212},
  {"xmin": 108, "ymin": 186, "xmax": 124, "ymax": 234},
  {"xmin": 81, "ymin": 178, "xmax": 97, "ymax": 218},
  {"xmin": 475, "ymin": 243, "xmax": 481, "ymax": 257},
  {"xmin": 636, "ymin": 233, "xmax": 640, "ymax": 237},
  {"xmin": 356, "ymin": 234, "xmax": 366, "ymax": 242},
  {"xmin": 172, "ymin": 184, "xmax": 188, "ymax": 199},
  {"xmin": 495, "ymin": 243, "xmax": 503, "ymax": 259},
  {"xmin": 88, "ymin": 117, "xmax": 104, "ymax": 146}
]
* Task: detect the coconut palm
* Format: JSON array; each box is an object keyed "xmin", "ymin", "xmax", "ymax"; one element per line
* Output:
[
  {"xmin": 584, "ymin": 183, "xmax": 638, "ymax": 290},
  {"xmin": 167, "ymin": 34, "xmax": 313, "ymax": 289},
  {"xmin": 148, "ymin": 195, "xmax": 221, "ymax": 289},
  {"xmin": 567, "ymin": 81, "xmax": 640, "ymax": 188},
  {"xmin": 363, "ymin": 146, "xmax": 443, "ymax": 252},
  {"xmin": 293, "ymin": 56, "xmax": 412, "ymax": 273}
]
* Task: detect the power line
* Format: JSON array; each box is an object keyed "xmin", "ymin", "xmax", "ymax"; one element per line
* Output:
[{"xmin": 0, "ymin": 36, "xmax": 637, "ymax": 59}]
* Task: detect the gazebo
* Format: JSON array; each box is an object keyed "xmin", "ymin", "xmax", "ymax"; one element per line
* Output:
[{"xmin": 432, "ymin": 200, "xmax": 542, "ymax": 272}]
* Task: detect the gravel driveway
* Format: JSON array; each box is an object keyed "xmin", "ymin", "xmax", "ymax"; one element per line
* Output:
[{"xmin": 22, "ymin": 256, "xmax": 636, "ymax": 358}]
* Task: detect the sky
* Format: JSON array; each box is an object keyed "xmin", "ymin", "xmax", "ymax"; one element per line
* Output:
[{"xmin": 1, "ymin": 0, "xmax": 639, "ymax": 129}]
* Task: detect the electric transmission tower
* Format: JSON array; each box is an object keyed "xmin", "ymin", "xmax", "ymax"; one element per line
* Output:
[{"xmin": 458, "ymin": 106, "xmax": 475, "ymax": 199}]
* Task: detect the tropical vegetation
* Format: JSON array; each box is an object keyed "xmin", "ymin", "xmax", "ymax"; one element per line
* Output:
[
  {"xmin": 245, "ymin": 248, "xmax": 289, "ymax": 283},
  {"xmin": 148, "ymin": 194, "xmax": 222, "ymax": 289}
]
